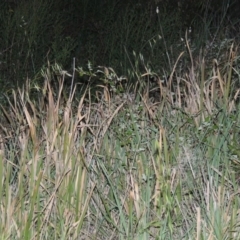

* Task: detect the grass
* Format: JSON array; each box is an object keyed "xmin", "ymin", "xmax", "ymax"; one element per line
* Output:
[
  {"xmin": 0, "ymin": 37, "xmax": 240, "ymax": 239},
  {"xmin": 1, "ymin": 1, "xmax": 240, "ymax": 239}
]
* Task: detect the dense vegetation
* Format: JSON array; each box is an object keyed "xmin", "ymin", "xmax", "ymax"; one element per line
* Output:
[{"xmin": 1, "ymin": 0, "xmax": 240, "ymax": 239}]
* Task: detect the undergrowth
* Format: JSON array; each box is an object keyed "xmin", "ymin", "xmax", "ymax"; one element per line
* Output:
[
  {"xmin": 1, "ymin": 1, "xmax": 240, "ymax": 239},
  {"xmin": 0, "ymin": 38, "xmax": 240, "ymax": 239}
]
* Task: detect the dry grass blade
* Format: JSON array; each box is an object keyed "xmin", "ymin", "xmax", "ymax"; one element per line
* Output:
[{"xmin": 20, "ymin": 99, "xmax": 38, "ymax": 150}]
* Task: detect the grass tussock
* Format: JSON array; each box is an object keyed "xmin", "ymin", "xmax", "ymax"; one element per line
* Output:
[{"xmin": 1, "ymin": 43, "xmax": 240, "ymax": 239}]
